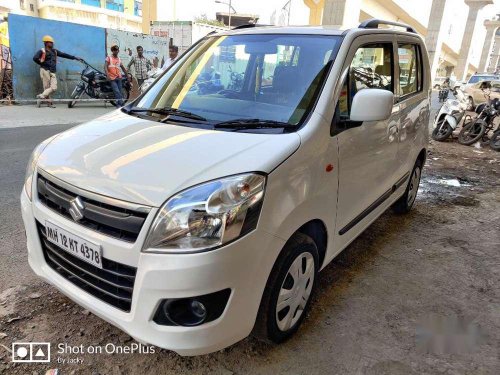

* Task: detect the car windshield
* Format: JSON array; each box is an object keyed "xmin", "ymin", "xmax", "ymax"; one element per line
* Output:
[
  {"xmin": 468, "ymin": 75, "xmax": 499, "ymax": 84},
  {"xmin": 133, "ymin": 34, "xmax": 341, "ymax": 129}
]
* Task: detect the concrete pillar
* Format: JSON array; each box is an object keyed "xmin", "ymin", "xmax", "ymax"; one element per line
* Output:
[
  {"xmin": 479, "ymin": 19, "xmax": 500, "ymax": 72},
  {"xmin": 488, "ymin": 36, "xmax": 500, "ymax": 72},
  {"xmin": 455, "ymin": 0, "xmax": 493, "ymax": 81},
  {"xmin": 322, "ymin": 0, "xmax": 362, "ymax": 28},
  {"xmin": 425, "ymin": 0, "xmax": 448, "ymax": 83},
  {"xmin": 304, "ymin": 0, "xmax": 325, "ymax": 26}
]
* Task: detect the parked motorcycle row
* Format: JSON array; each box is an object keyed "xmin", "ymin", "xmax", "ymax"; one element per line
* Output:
[{"xmin": 432, "ymin": 85, "xmax": 500, "ymax": 152}]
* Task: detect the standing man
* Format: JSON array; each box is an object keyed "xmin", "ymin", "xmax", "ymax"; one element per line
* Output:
[
  {"xmin": 105, "ymin": 44, "xmax": 128, "ymax": 107},
  {"xmin": 33, "ymin": 35, "xmax": 82, "ymax": 107},
  {"xmin": 161, "ymin": 45, "xmax": 179, "ymax": 72},
  {"xmin": 127, "ymin": 45, "xmax": 152, "ymax": 88}
]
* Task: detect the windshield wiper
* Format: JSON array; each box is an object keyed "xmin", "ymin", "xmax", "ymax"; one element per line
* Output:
[
  {"xmin": 214, "ymin": 118, "xmax": 296, "ymax": 129},
  {"xmin": 126, "ymin": 107, "xmax": 208, "ymax": 122}
]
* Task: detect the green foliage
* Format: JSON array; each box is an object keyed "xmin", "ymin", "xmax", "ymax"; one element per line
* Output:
[{"xmin": 194, "ymin": 14, "xmax": 226, "ymax": 28}]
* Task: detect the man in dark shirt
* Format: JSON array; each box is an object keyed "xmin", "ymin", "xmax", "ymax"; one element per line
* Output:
[{"xmin": 33, "ymin": 35, "xmax": 82, "ymax": 107}]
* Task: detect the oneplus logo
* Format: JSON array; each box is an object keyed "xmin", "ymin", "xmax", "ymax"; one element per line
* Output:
[{"xmin": 12, "ymin": 342, "xmax": 51, "ymax": 363}]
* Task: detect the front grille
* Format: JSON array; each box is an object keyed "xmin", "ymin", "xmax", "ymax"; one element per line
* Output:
[
  {"xmin": 37, "ymin": 221, "xmax": 136, "ymax": 312},
  {"xmin": 37, "ymin": 174, "xmax": 148, "ymax": 242}
]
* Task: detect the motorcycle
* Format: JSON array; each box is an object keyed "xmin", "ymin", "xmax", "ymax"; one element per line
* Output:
[
  {"xmin": 438, "ymin": 88, "xmax": 449, "ymax": 102},
  {"xmin": 227, "ymin": 65, "xmax": 244, "ymax": 91},
  {"xmin": 68, "ymin": 60, "xmax": 131, "ymax": 108},
  {"xmin": 432, "ymin": 89, "xmax": 470, "ymax": 141},
  {"xmin": 458, "ymin": 91, "xmax": 500, "ymax": 146}
]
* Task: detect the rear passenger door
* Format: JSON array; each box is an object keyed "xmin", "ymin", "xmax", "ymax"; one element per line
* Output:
[
  {"xmin": 333, "ymin": 35, "xmax": 400, "ymax": 246},
  {"xmin": 395, "ymin": 39, "xmax": 428, "ymax": 179}
]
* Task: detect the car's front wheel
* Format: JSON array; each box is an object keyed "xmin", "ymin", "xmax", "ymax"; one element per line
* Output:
[{"xmin": 253, "ymin": 232, "xmax": 319, "ymax": 343}]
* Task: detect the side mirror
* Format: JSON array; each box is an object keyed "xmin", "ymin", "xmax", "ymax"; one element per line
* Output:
[{"xmin": 350, "ymin": 89, "xmax": 394, "ymax": 122}]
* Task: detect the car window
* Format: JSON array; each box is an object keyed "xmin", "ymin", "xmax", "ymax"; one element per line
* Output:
[
  {"xmin": 335, "ymin": 43, "xmax": 393, "ymax": 122},
  {"xmin": 136, "ymin": 34, "xmax": 341, "ymax": 126},
  {"xmin": 349, "ymin": 43, "xmax": 393, "ymax": 96},
  {"xmin": 398, "ymin": 44, "xmax": 421, "ymax": 96}
]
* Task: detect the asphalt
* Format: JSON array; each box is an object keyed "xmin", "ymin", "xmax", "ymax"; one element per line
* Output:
[{"xmin": 0, "ymin": 123, "xmax": 75, "ymax": 291}]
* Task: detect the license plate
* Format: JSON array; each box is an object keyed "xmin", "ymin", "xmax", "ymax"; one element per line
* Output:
[{"xmin": 44, "ymin": 221, "xmax": 102, "ymax": 269}]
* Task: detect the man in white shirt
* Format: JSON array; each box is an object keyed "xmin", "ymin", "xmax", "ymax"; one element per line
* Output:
[{"xmin": 162, "ymin": 45, "xmax": 178, "ymax": 72}]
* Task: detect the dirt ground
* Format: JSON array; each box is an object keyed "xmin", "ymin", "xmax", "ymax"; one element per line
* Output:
[{"xmin": 1, "ymin": 137, "xmax": 499, "ymax": 374}]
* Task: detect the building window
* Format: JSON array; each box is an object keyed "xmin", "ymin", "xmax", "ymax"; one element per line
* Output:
[
  {"xmin": 106, "ymin": 0, "xmax": 124, "ymax": 12},
  {"xmin": 19, "ymin": 0, "xmax": 26, "ymax": 10},
  {"xmin": 30, "ymin": 3, "xmax": 34, "ymax": 12},
  {"xmin": 134, "ymin": 0, "xmax": 142, "ymax": 17},
  {"xmin": 81, "ymin": 0, "xmax": 101, "ymax": 7}
]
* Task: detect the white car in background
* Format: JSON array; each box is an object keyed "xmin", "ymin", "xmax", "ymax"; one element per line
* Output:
[{"xmin": 22, "ymin": 19, "xmax": 430, "ymax": 356}]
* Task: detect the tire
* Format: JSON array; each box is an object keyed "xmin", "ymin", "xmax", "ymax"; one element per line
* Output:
[
  {"xmin": 110, "ymin": 86, "xmax": 130, "ymax": 107},
  {"xmin": 68, "ymin": 85, "xmax": 84, "ymax": 108},
  {"xmin": 392, "ymin": 159, "xmax": 422, "ymax": 214},
  {"xmin": 458, "ymin": 119, "xmax": 487, "ymax": 146},
  {"xmin": 466, "ymin": 97, "xmax": 474, "ymax": 111},
  {"xmin": 432, "ymin": 118, "xmax": 453, "ymax": 141},
  {"xmin": 253, "ymin": 232, "xmax": 319, "ymax": 344},
  {"xmin": 490, "ymin": 130, "xmax": 500, "ymax": 151}
]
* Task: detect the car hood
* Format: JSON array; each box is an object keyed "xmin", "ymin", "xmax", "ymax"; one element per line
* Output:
[{"xmin": 37, "ymin": 111, "xmax": 301, "ymax": 207}]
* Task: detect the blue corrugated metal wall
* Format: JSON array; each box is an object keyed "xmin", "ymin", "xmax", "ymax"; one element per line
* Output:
[{"xmin": 9, "ymin": 14, "xmax": 105, "ymax": 99}]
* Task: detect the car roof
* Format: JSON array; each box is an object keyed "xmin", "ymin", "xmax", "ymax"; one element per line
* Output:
[
  {"xmin": 217, "ymin": 24, "xmax": 420, "ymax": 38},
  {"xmin": 220, "ymin": 25, "xmax": 345, "ymax": 36}
]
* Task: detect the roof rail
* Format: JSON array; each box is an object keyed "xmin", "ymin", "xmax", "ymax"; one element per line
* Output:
[
  {"xmin": 231, "ymin": 23, "xmax": 271, "ymax": 30},
  {"xmin": 358, "ymin": 18, "xmax": 417, "ymax": 33}
]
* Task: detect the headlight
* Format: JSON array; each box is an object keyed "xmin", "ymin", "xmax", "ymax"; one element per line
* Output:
[
  {"xmin": 24, "ymin": 136, "xmax": 57, "ymax": 201},
  {"xmin": 143, "ymin": 173, "xmax": 266, "ymax": 253}
]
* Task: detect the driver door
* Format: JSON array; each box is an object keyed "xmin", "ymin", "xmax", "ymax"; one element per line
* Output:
[{"xmin": 333, "ymin": 36, "xmax": 400, "ymax": 250}]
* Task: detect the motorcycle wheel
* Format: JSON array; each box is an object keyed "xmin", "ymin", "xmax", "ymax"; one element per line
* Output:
[
  {"xmin": 466, "ymin": 97, "xmax": 474, "ymax": 111},
  {"xmin": 432, "ymin": 118, "xmax": 453, "ymax": 141},
  {"xmin": 68, "ymin": 86, "xmax": 84, "ymax": 108},
  {"xmin": 110, "ymin": 86, "xmax": 130, "ymax": 107},
  {"xmin": 490, "ymin": 130, "xmax": 500, "ymax": 151},
  {"xmin": 458, "ymin": 119, "xmax": 487, "ymax": 146}
]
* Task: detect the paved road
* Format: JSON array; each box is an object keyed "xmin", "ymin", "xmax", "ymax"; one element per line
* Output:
[
  {"xmin": 0, "ymin": 124, "xmax": 75, "ymax": 290},
  {"xmin": 0, "ymin": 104, "xmax": 113, "ymax": 129}
]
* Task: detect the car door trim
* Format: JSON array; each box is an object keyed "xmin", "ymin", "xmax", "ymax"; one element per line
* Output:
[{"xmin": 338, "ymin": 171, "xmax": 410, "ymax": 235}]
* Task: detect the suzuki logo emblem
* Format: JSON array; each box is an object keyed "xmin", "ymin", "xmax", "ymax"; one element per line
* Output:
[{"xmin": 68, "ymin": 197, "xmax": 85, "ymax": 222}]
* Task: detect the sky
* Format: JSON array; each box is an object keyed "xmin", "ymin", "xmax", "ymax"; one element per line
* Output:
[{"xmin": 157, "ymin": 0, "xmax": 310, "ymax": 25}]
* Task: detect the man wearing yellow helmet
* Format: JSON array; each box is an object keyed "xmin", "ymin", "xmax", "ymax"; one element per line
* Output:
[{"xmin": 33, "ymin": 35, "xmax": 82, "ymax": 107}]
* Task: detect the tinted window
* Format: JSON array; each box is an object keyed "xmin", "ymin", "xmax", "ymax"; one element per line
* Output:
[{"xmin": 398, "ymin": 44, "xmax": 422, "ymax": 95}]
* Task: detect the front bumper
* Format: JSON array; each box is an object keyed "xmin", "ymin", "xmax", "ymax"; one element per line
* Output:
[{"xmin": 21, "ymin": 189, "xmax": 285, "ymax": 356}]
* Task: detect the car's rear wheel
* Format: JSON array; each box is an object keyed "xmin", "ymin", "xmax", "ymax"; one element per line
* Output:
[
  {"xmin": 392, "ymin": 159, "xmax": 422, "ymax": 214},
  {"xmin": 253, "ymin": 232, "xmax": 319, "ymax": 344}
]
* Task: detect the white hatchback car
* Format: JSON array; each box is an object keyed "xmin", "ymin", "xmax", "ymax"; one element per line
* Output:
[{"xmin": 21, "ymin": 19, "xmax": 429, "ymax": 356}]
